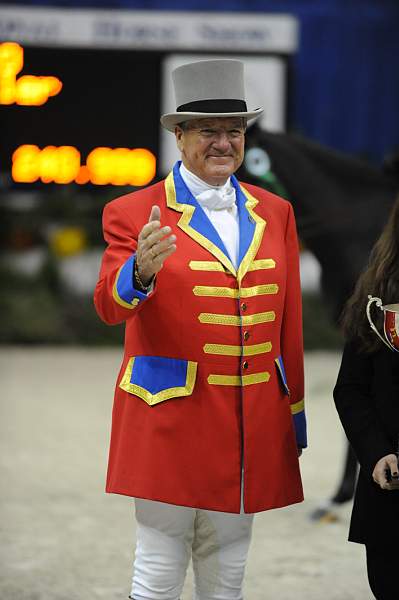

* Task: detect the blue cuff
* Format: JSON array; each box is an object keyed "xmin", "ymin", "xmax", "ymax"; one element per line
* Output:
[
  {"xmin": 293, "ymin": 411, "xmax": 307, "ymax": 448},
  {"xmin": 112, "ymin": 255, "xmax": 148, "ymax": 310}
]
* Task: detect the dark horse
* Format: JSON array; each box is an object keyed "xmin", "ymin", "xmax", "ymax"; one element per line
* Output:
[{"xmin": 238, "ymin": 123, "xmax": 399, "ymax": 514}]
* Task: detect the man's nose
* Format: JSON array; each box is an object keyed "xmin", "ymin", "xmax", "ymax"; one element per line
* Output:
[{"xmin": 212, "ymin": 131, "xmax": 231, "ymax": 149}]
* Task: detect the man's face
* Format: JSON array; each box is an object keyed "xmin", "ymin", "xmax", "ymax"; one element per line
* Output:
[{"xmin": 175, "ymin": 117, "xmax": 246, "ymax": 186}]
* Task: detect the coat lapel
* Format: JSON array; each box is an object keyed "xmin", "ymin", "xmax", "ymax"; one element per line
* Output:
[
  {"xmin": 165, "ymin": 163, "xmax": 236, "ymax": 276},
  {"xmin": 232, "ymin": 176, "xmax": 266, "ymax": 285},
  {"xmin": 165, "ymin": 163, "xmax": 266, "ymax": 282}
]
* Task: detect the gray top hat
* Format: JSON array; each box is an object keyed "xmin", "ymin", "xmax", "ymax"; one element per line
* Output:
[{"xmin": 160, "ymin": 59, "xmax": 263, "ymax": 132}]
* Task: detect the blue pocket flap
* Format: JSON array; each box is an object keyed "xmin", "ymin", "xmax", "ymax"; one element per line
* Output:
[
  {"xmin": 119, "ymin": 356, "xmax": 197, "ymax": 406},
  {"xmin": 274, "ymin": 355, "xmax": 290, "ymax": 396}
]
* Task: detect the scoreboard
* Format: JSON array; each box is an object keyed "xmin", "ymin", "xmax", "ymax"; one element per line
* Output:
[
  {"xmin": 0, "ymin": 6, "xmax": 298, "ymax": 189},
  {"xmin": 1, "ymin": 43, "xmax": 161, "ymax": 187}
]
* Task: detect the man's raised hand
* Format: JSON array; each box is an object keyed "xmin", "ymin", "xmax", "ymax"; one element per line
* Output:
[{"xmin": 136, "ymin": 205, "xmax": 177, "ymax": 286}]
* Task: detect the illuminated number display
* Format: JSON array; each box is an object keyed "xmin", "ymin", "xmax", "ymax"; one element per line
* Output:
[
  {"xmin": 1, "ymin": 43, "xmax": 157, "ymax": 187},
  {"xmin": 0, "ymin": 42, "xmax": 62, "ymax": 106},
  {"xmin": 12, "ymin": 145, "xmax": 156, "ymax": 186}
]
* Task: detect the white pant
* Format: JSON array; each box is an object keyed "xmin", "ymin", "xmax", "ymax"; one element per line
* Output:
[{"xmin": 131, "ymin": 498, "xmax": 254, "ymax": 600}]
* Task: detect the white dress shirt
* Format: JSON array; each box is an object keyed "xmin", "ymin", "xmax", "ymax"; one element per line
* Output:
[{"xmin": 179, "ymin": 163, "xmax": 240, "ymax": 268}]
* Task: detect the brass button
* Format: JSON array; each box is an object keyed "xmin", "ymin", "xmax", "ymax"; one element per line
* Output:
[
  {"xmin": 241, "ymin": 302, "xmax": 247, "ymax": 312},
  {"xmin": 242, "ymin": 361, "xmax": 249, "ymax": 370},
  {"xmin": 243, "ymin": 331, "xmax": 250, "ymax": 341}
]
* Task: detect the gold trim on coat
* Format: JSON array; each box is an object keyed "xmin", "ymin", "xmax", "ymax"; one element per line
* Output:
[
  {"xmin": 203, "ymin": 342, "xmax": 272, "ymax": 356},
  {"xmin": 240, "ymin": 284, "xmax": 279, "ymax": 297},
  {"xmin": 119, "ymin": 357, "xmax": 198, "ymax": 406},
  {"xmin": 112, "ymin": 266, "xmax": 140, "ymax": 310},
  {"xmin": 236, "ymin": 186, "xmax": 266, "ymax": 286},
  {"xmin": 189, "ymin": 260, "xmax": 226, "ymax": 272},
  {"xmin": 165, "ymin": 173, "xmax": 237, "ymax": 276},
  {"xmin": 207, "ymin": 372, "xmax": 270, "ymax": 386},
  {"xmin": 193, "ymin": 284, "xmax": 279, "ymax": 298},
  {"xmin": 193, "ymin": 285, "xmax": 239, "ymax": 298},
  {"xmin": 248, "ymin": 258, "xmax": 276, "ymax": 271},
  {"xmin": 198, "ymin": 312, "xmax": 276, "ymax": 326},
  {"xmin": 290, "ymin": 398, "xmax": 305, "ymax": 415}
]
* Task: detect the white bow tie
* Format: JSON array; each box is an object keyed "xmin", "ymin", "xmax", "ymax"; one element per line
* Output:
[{"xmin": 196, "ymin": 187, "xmax": 236, "ymax": 211}]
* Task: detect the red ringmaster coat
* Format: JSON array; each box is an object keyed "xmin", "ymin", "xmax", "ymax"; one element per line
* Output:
[{"xmin": 94, "ymin": 162, "xmax": 307, "ymax": 514}]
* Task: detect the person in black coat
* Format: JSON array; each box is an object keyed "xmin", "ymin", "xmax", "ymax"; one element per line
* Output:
[{"xmin": 333, "ymin": 196, "xmax": 399, "ymax": 600}]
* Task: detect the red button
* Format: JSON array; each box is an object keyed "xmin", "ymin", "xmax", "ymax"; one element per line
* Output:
[
  {"xmin": 243, "ymin": 331, "xmax": 250, "ymax": 341},
  {"xmin": 241, "ymin": 302, "xmax": 247, "ymax": 312},
  {"xmin": 242, "ymin": 361, "xmax": 249, "ymax": 370}
]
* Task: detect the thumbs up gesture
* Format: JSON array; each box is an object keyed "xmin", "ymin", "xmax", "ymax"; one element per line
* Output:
[{"xmin": 136, "ymin": 205, "xmax": 177, "ymax": 287}]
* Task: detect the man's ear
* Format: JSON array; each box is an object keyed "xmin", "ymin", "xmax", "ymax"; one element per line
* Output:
[{"xmin": 175, "ymin": 126, "xmax": 184, "ymax": 152}]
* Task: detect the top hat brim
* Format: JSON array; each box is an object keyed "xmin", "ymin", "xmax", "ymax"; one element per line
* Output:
[{"xmin": 160, "ymin": 107, "xmax": 263, "ymax": 132}]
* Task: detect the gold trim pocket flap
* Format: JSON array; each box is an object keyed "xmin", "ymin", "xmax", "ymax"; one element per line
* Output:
[{"xmin": 119, "ymin": 356, "xmax": 197, "ymax": 406}]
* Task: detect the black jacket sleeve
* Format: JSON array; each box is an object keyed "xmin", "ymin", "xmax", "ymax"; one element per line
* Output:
[{"xmin": 333, "ymin": 340, "xmax": 395, "ymax": 477}]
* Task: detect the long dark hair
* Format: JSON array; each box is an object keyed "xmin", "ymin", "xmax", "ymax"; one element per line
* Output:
[{"xmin": 340, "ymin": 195, "xmax": 399, "ymax": 352}]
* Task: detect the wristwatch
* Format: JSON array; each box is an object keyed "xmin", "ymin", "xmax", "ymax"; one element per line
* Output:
[{"xmin": 133, "ymin": 260, "xmax": 153, "ymax": 292}]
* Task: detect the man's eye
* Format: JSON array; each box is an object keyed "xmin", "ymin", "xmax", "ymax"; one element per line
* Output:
[
  {"xmin": 201, "ymin": 129, "xmax": 215, "ymax": 136},
  {"xmin": 230, "ymin": 130, "xmax": 242, "ymax": 137}
]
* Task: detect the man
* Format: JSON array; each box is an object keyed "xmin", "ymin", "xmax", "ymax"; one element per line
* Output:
[{"xmin": 94, "ymin": 59, "xmax": 306, "ymax": 600}]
